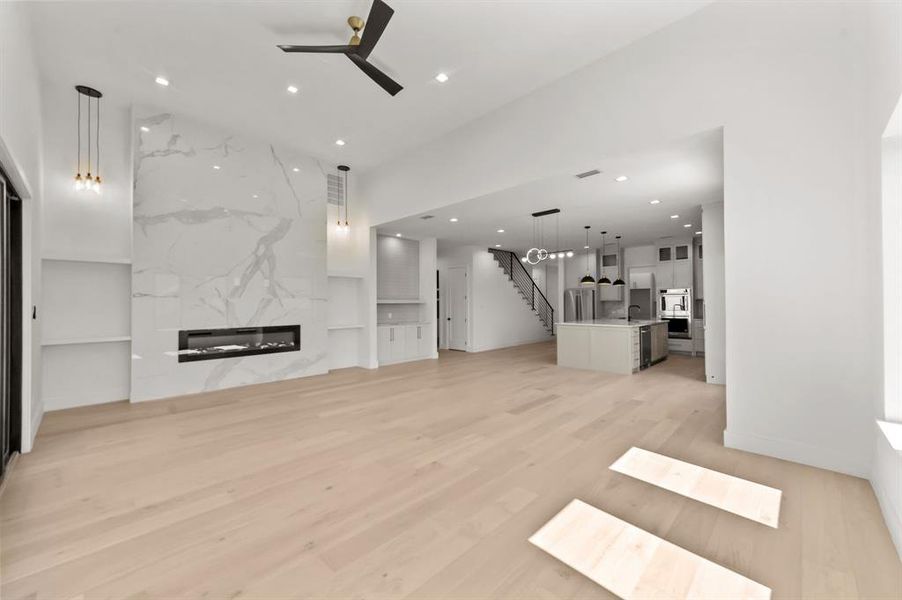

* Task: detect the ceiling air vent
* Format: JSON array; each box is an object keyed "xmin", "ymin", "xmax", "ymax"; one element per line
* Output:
[
  {"xmin": 575, "ymin": 169, "xmax": 601, "ymax": 179},
  {"xmin": 326, "ymin": 173, "xmax": 343, "ymax": 206},
  {"xmin": 420, "ymin": 215, "xmax": 434, "ymax": 220}
]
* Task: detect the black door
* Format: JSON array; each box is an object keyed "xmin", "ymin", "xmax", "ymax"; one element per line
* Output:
[{"xmin": 1, "ymin": 168, "xmax": 23, "ymax": 479}]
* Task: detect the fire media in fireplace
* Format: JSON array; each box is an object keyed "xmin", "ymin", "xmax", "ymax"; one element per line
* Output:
[{"xmin": 177, "ymin": 325, "xmax": 300, "ymax": 363}]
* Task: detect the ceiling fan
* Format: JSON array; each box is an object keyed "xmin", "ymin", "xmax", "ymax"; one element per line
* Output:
[{"xmin": 278, "ymin": 0, "xmax": 403, "ymax": 96}]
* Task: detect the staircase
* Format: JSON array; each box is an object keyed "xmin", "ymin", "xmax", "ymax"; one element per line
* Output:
[{"xmin": 488, "ymin": 248, "xmax": 555, "ymax": 334}]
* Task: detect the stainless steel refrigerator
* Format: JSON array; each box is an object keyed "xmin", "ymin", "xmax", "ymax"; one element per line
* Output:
[{"xmin": 563, "ymin": 288, "xmax": 595, "ymax": 322}]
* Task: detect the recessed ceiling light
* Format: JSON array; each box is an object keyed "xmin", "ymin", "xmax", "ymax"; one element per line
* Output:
[
  {"xmin": 292, "ymin": 167, "xmax": 299, "ymax": 172},
  {"xmin": 497, "ymin": 229, "xmax": 505, "ymax": 233},
  {"xmin": 435, "ymin": 72, "xmax": 449, "ymax": 83},
  {"xmin": 252, "ymin": 194, "xmax": 258, "ymax": 199},
  {"xmin": 584, "ymin": 245, "xmax": 590, "ymax": 249},
  {"xmin": 695, "ymin": 231, "xmax": 702, "ymax": 235},
  {"xmin": 287, "ymin": 85, "xmax": 299, "ymax": 94},
  {"xmin": 615, "ymin": 175, "xmax": 629, "ymax": 182},
  {"xmin": 649, "ymin": 199, "xmax": 660, "ymax": 205},
  {"xmin": 670, "ymin": 214, "xmax": 679, "ymax": 219},
  {"xmin": 684, "ymin": 223, "xmax": 692, "ymax": 228},
  {"xmin": 395, "ymin": 233, "xmax": 402, "ymax": 237},
  {"xmin": 335, "ymin": 139, "xmax": 346, "ymax": 146},
  {"xmin": 155, "ymin": 76, "xmax": 169, "ymax": 87},
  {"xmin": 449, "ymin": 217, "xmax": 459, "ymax": 222},
  {"xmin": 212, "ymin": 165, "xmax": 221, "ymax": 170},
  {"xmin": 495, "ymin": 244, "xmax": 501, "ymax": 248},
  {"xmin": 140, "ymin": 126, "xmax": 150, "ymax": 133}
]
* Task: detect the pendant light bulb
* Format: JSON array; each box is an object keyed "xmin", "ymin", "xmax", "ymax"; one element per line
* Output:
[
  {"xmin": 74, "ymin": 173, "xmax": 84, "ymax": 191},
  {"xmin": 613, "ymin": 234, "xmax": 625, "ymax": 286},
  {"xmin": 580, "ymin": 225, "xmax": 595, "ymax": 287},
  {"xmin": 598, "ymin": 230, "xmax": 611, "ymax": 286}
]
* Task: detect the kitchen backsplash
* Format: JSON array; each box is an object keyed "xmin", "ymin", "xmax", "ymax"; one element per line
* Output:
[{"xmin": 377, "ymin": 304, "xmax": 421, "ymax": 323}]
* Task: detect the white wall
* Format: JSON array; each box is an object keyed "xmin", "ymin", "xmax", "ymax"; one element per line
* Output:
[
  {"xmin": 0, "ymin": 1, "xmax": 45, "ymax": 450},
  {"xmin": 701, "ymin": 202, "xmax": 725, "ymax": 384},
  {"xmin": 362, "ymin": 1, "xmax": 902, "ymax": 477},
  {"xmin": 872, "ymin": 99, "xmax": 902, "ymax": 559},
  {"xmin": 437, "ymin": 244, "xmax": 552, "ymax": 352}
]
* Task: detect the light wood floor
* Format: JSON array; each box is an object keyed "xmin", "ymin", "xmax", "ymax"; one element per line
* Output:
[{"xmin": 1, "ymin": 343, "xmax": 899, "ymax": 599}]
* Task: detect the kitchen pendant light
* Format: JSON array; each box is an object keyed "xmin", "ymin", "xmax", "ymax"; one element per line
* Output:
[
  {"xmin": 580, "ymin": 226, "xmax": 595, "ymax": 287},
  {"xmin": 337, "ymin": 164, "xmax": 350, "ymax": 233},
  {"xmin": 74, "ymin": 85, "xmax": 103, "ymax": 194},
  {"xmin": 613, "ymin": 235, "xmax": 625, "ymax": 286},
  {"xmin": 598, "ymin": 231, "xmax": 612, "ymax": 286}
]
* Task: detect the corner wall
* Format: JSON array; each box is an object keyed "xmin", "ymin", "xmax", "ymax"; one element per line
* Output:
[{"xmin": 0, "ymin": 1, "xmax": 44, "ymax": 451}]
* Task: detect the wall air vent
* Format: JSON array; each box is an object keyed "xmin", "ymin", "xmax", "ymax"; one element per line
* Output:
[
  {"xmin": 326, "ymin": 173, "xmax": 344, "ymax": 206},
  {"xmin": 575, "ymin": 169, "xmax": 601, "ymax": 179}
]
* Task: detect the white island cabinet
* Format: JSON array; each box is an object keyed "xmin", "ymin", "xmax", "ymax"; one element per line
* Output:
[{"xmin": 557, "ymin": 320, "xmax": 667, "ymax": 375}]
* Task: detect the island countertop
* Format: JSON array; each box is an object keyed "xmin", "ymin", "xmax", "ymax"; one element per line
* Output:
[{"xmin": 558, "ymin": 319, "xmax": 666, "ymax": 328}]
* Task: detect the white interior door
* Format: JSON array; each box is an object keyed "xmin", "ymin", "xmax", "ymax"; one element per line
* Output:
[{"xmin": 448, "ymin": 266, "xmax": 468, "ymax": 351}]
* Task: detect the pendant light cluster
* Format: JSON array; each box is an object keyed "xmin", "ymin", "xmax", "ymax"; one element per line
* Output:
[
  {"xmin": 523, "ymin": 209, "xmax": 574, "ymax": 265},
  {"xmin": 336, "ymin": 164, "xmax": 350, "ymax": 233},
  {"xmin": 74, "ymin": 85, "xmax": 103, "ymax": 194}
]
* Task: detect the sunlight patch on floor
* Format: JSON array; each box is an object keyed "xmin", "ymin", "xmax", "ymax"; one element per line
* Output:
[
  {"xmin": 610, "ymin": 447, "xmax": 782, "ymax": 528},
  {"xmin": 529, "ymin": 499, "xmax": 772, "ymax": 600}
]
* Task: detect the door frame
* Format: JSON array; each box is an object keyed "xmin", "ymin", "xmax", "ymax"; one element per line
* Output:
[
  {"xmin": 0, "ymin": 137, "xmax": 35, "ymax": 455},
  {"xmin": 443, "ymin": 265, "xmax": 470, "ymax": 351}
]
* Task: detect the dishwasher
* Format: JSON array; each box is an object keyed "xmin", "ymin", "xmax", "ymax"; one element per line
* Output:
[{"xmin": 639, "ymin": 325, "xmax": 652, "ymax": 370}]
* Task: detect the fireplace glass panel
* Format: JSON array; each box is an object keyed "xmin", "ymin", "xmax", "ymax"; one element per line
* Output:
[{"xmin": 178, "ymin": 325, "xmax": 300, "ymax": 362}]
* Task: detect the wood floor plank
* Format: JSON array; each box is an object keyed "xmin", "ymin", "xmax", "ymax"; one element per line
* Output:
[{"xmin": 1, "ymin": 344, "xmax": 899, "ymax": 599}]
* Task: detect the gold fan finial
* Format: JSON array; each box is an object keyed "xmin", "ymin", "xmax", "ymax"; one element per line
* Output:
[{"xmin": 348, "ymin": 16, "xmax": 364, "ymax": 45}]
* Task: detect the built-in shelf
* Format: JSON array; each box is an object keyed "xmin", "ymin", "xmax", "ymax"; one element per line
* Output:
[
  {"xmin": 42, "ymin": 335, "xmax": 131, "ymax": 347},
  {"xmin": 376, "ymin": 299, "xmax": 426, "ymax": 304},
  {"xmin": 328, "ymin": 273, "xmax": 365, "ymax": 279},
  {"xmin": 43, "ymin": 255, "xmax": 132, "ymax": 265},
  {"xmin": 327, "ymin": 324, "xmax": 365, "ymax": 331}
]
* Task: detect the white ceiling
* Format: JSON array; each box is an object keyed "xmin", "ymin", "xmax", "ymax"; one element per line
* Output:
[
  {"xmin": 379, "ymin": 128, "xmax": 723, "ymax": 250},
  {"xmin": 25, "ymin": 0, "xmax": 711, "ymax": 170}
]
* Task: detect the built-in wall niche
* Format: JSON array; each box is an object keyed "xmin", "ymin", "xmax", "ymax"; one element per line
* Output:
[
  {"xmin": 40, "ymin": 257, "xmax": 133, "ymax": 410},
  {"xmin": 327, "ymin": 275, "xmax": 367, "ymax": 370}
]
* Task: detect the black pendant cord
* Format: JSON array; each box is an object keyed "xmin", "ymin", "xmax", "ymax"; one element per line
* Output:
[
  {"xmin": 76, "ymin": 91, "xmax": 81, "ymax": 175},
  {"xmin": 86, "ymin": 96, "xmax": 92, "ymax": 175},
  {"xmin": 96, "ymin": 94, "xmax": 100, "ymax": 180},
  {"xmin": 344, "ymin": 167, "xmax": 349, "ymax": 225}
]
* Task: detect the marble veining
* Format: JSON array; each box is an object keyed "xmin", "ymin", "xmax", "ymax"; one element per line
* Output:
[{"xmin": 131, "ymin": 109, "xmax": 328, "ymax": 401}]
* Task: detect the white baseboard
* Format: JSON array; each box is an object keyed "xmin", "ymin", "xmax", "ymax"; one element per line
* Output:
[{"xmin": 724, "ymin": 428, "xmax": 868, "ymax": 478}]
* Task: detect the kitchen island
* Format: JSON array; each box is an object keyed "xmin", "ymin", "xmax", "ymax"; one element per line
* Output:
[{"xmin": 556, "ymin": 319, "xmax": 668, "ymax": 374}]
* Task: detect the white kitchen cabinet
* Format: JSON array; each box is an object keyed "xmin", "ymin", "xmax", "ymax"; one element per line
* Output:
[
  {"xmin": 377, "ymin": 327, "xmax": 391, "ymax": 363},
  {"xmin": 416, "ymin": 323, "xmax": 434, "ymax": 357},
  {"xmin": 378, "ymin": 323, "xmax": 434, "ymax": 365},
  {"xmin": 668, "ymin": 337, "xmax": 693, "ymax": 354},
  {"xmin": 656, "ymin": 242, "xmax": 693, "ymax": 290}
]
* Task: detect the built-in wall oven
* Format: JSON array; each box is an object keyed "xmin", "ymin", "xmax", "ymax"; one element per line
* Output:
[{"xmin": 659, "ymin": 288, "xmax": 692, "ymax": 339}]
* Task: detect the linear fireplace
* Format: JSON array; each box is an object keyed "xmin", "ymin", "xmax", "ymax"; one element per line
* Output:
[{"xmin": 177, "ymin": 325, "xmax": 300, "ymax": 363}]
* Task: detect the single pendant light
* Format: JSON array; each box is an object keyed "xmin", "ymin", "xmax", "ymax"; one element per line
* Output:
[
  {"xmin": 580, "ymin": 226, "xmax": 595, "ymax": 287},
  {"xmin": 337, "ymin": 164, "xmax": 350, "ymax": 232},
  {"xmin": 613, "ymin": 235, "xmax": 625, "ymax": 286},
  {"xmin": 598, "ymin": 230, "xmax": 612, "ymax": 286}
]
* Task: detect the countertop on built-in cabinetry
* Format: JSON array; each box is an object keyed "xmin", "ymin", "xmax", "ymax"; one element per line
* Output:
[
  {"xmin": 558, "ymin": 319, "xmax": 666, "ymax": 328},
  {"xmin": 377, "ymin": 321, "xmax": 431, "ymax": 327}
]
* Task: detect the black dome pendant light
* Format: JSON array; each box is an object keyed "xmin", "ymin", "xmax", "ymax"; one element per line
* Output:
[
  {"xmin": 613, "ymin": 235, "xmax": 625, "ymax": 286},
  {"xmin": 579, "ymin": 226, "xmax": 595, "ymax": 287},
  {"xmin": 598, "ymin": 231, "xmax": 612, "ymax": 286}
]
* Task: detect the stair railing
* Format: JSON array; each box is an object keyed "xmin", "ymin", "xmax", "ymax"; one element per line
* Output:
[{"xmin": 488, "ymin": 248, "xmax": 555, "ymax": 333}]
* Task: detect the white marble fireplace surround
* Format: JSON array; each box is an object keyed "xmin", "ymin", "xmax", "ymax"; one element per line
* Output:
[{"xmin": 131, "ymin": 109, "xmax": 328, "ymax": 402}]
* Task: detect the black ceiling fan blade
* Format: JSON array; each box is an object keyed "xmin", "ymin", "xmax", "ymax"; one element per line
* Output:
[
  {"xmin": 278, "ymin": 44, "xmax": 356, "ymax": 54},
  {"xmin": 357, "ymin": 0, "xmax": 394, "ymax": 59},
  {"xmin": 347, "ymin": 53, "xmax": 403, "ymax": 96}
]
